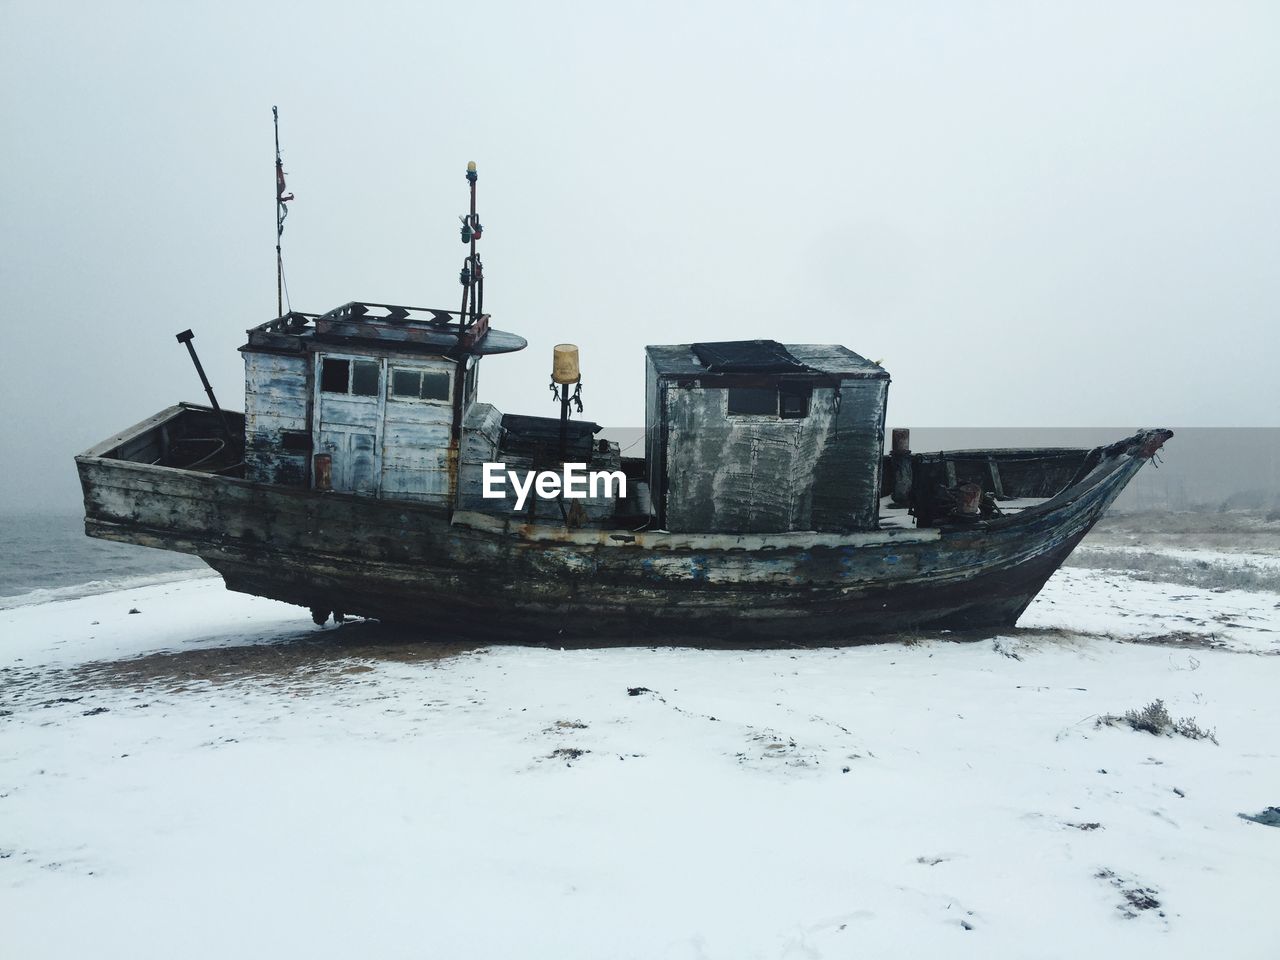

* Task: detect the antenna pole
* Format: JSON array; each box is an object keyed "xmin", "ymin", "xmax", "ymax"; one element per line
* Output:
[
  {"xmin": 274, "ymin": 107, "xmax": 282, "ymax": 317},
  {"xmin": 471, "ymin": 163, "xmax": 482, "ymax": 321},
  {"xmin": 459, "ymin": 161, "xmax": 483, "ymax": 328},
  {"xmin": 273, "ymin": 106, "xmax": 294, "ymax": 318}
]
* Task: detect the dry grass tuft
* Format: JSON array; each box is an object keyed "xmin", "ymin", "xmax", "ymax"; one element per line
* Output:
[{"xmin": 1097, "ymin": 698, "xmax": 1218, "ymax": 744}]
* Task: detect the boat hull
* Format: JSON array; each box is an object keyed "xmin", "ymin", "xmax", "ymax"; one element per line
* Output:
[{"xmin": 77, "ymin": 409, "xmax": 1169, "ymax": 642}]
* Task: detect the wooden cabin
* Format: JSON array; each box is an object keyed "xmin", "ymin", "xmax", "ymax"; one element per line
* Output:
[
  {"xmin": 645, "ymin": 340, "xmax": 890, "ymax": 534},
  {"xmin": 238, "ymin": 303, "xmax": 622, "ymax": 522},
  {"xmin": 239, "ymin": 305, "xmax": 504, "ymax": 504}
]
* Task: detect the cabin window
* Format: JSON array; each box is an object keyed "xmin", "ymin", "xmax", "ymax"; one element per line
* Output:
[
  {"xmin": 321, "ymin": 357, "xmax": 380, "ymax": 397},
  {"xmin": 351, "ymin": 361, "xmax": 380, "ymax": 396},
  {"xmin": 320, "ymin": 358, "xmax": 350, "ymax": 394},
  {"xmin": 422, "ymin": 372, "xmax": 451, "ymax": 401},
  {"xmin": 390, "ymin": 367, "xmax": 451, "ymax": 403},
  {"xmin": 726, "ymin": 384, "xmax": 811, "ymax": 419},
  {"xmin": 779, "ymin": 384, "xmax": 811, "ymax": 419},
  {"xmin": 726, "ymin": 388, "xmax": 776, "ymax": 416}
]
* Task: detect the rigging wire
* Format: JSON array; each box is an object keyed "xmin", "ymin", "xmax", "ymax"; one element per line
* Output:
[{"xmin": 280, "ymin": 255, "xmax": 293, "ymax": 314}]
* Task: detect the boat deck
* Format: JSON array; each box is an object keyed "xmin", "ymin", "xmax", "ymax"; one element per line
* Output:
[{"xmin": 878, "ymin": 496, "xmax": 1050, "ymax": 530}]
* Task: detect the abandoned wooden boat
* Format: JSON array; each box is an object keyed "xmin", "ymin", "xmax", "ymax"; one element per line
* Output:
[{"xmin": 76, "ymin": 162, "xmax": 1171, "ymax": 641}]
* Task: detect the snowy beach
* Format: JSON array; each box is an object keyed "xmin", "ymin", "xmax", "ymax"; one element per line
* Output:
[
  {"xmin": 6, "ymin": 0, "xmax": 1279, "ymax": 954},
  {"xmin": 3, "ymin": 552, "xmax": 1278, "ymax": 959}
]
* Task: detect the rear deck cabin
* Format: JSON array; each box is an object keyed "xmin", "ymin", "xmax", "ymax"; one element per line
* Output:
[{"xmin": 645, "ymin": 340, "xmax": 890, "ymax": 534}]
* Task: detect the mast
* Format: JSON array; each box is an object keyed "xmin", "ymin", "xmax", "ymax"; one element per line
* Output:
[
  {"xmin": 273, "ymin": 106, "xmax": 294, "ymax": 318},
  {"xmin": 458, "ymin": 161, "xmax": 483, "ymax": 328}
]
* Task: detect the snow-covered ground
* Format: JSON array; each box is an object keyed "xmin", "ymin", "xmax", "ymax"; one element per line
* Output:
[
  {"xmin": 1072, "ymin": 542, "xmax": 1280, "ymax": 573},
  {"xmin": 3, "ymin": 560, "xmax": 1279, "ymax": 959}
]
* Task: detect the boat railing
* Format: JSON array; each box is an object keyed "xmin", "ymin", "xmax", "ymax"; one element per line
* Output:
[
  {"xmin": 251, "ymin": 312, "xmax": 319, "ymax": 336},
  {"xmin": 245, "ymin": 301, "xmax": 521, "ymax": 355},
  {"xmin": 320, "ymin": 301, "xmax": 467, "ymax": 328},
  {"xmin": 312, "ymin": 301, "xmax": 494, "ymax": 352}
]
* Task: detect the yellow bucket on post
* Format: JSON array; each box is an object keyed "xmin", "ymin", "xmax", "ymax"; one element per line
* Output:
[{"xmin": 552, "ymin": 344, "xmax": 580, "ymax": 384}]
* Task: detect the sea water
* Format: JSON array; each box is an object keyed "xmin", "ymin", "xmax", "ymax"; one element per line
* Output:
[{"xmin": 0, "ymin": 511, "xmax": 209, "ymax": 607}]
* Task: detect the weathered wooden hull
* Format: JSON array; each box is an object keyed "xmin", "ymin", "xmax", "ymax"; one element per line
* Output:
[{"xmin": 76, "ymin": 408, "xmax": 1170, "ymax": 642}]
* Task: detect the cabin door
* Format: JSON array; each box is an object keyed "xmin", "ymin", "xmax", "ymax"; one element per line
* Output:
[{"xmin": 313, "ymin": 354, "xmax": 384, "ymax": 495}]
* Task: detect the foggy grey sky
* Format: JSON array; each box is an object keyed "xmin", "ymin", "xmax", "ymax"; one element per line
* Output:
[{"xmin": 1, "ymin": 1, "xmax": 1277, "ymax": 512}]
